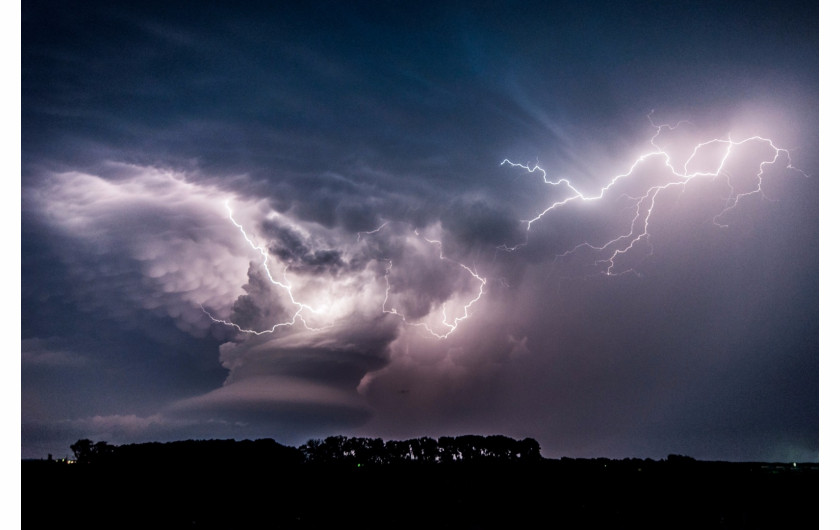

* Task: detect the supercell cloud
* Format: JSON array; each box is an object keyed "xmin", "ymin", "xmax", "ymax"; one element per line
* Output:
[{"xmin": 22, "ymin": 1, "xmax": 818, "ymax": 462}]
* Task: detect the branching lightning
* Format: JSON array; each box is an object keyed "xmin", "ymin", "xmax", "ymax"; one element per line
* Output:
[
  {"xmin": 379, "ymin": 232, "xmax": 487, "ymax": 339},
  {"xmin": 202, "ymin": 201, "xmax": 331, "ymax": 335},
  {"xmin": 206, "ymin": 204, "xmax": 486, "ymax": 339},
  {"xmin": 203, "ymin": 114, "xmax": 794, "ymax": 338},
  {"xmin": 501, "ymin": 113, "xmax": 806, "ymax": 275}
]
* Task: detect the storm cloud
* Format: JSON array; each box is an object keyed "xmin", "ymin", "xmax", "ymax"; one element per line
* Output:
[{"xmin": 22, "ymin": 0, "xmax": 818, "ymax": 462}]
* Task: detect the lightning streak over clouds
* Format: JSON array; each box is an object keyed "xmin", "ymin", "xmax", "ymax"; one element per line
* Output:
[
  {"xmin": 22, "ymin": 1, "xmax": 817, "ymax": 463},
  {"xmin": 380, "ymin": 233, "xmax": 487, "ymax": 339},
  {"xmin": 207, "ymin": 204, "xmax": 487, "ymax": 340},
  {"xmin": 357, "ymin": 222, "xmax": 390, "ymax": 242},
  {"xmin": 501, "ymin": 114, "xmax": 807, "ymax": 276},
  {"xmin": 201, "ymin": 201, "xmax": 330, "ymax": 334}
]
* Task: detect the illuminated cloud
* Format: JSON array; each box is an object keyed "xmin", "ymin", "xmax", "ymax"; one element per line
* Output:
[
  {"xmin": 22, "ymin": 1, "xmax": 817, "ymax": 462},
  {"xmin": 22, "ymin": 160, "xmax": 501, "ymax": 440},
  {"xmin": 499, "ymin": 116, "xmax": 807, "ymax": 276}
]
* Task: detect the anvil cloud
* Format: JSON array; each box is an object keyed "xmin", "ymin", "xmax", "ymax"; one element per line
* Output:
[{"xmin": 22, "ymin": 0, "xmax": 818, "ymax": 462}]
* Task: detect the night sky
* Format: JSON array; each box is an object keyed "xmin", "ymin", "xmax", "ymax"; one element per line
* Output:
[{"xmin": 21, "ymin": 0, "xmax": 819, "ymax": 461}]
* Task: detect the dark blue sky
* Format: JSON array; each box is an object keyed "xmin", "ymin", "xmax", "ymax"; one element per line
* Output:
[{"xmin": 22, "ymin": 0, "xmax": 818, "ymax": 461}]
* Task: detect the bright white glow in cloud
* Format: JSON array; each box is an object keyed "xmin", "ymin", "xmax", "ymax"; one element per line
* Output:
[
  {"xmin": 500, "ymin": 114, "xmax": 806, "ymax": 276},
  {"xmin": 26, "ymin": 163, "xmax": 490, "ymax": 344}
]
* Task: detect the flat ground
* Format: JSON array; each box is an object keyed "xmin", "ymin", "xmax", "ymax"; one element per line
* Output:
[{"xmin": 23, "ymin": 458, "xmax": 816, "ymax": 529}]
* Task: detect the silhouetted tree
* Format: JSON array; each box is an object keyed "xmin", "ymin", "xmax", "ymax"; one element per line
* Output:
[
  {"xmin": 298, "ymin": 435, "xmax": 542, "ymax": 465},
  {"xmin": 438, "ymin": 436, "xmax": 461, "ymax": 462},
  {"xmin": 362, "ymin": 437, "xmax": 387, "ymax": 465},
  {"xmin": 70, "ymin": 439, "xmax": 93, "ymax": 462},
  {"xmin": 517, "ymin": 438, "xmax": 541, "ymax": 461},
  {"xmin": 385, "ymin": 439, "xmax": 411, "ymax": 463},
  {"xmin": 453, "ymin": 435, "xmax": 484, "ymax": 461},
  {"xmin": 70, "ymin": 439, "xmax": 115, "ymax": 463},
  {"xmin": 410, "ymin": 436, "xmax": 438, "ymax": 463}
]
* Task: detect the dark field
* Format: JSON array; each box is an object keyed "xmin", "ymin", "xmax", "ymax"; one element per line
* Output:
[{"xmin": 23, "ymin": 438, "xmax": 816, "ymax": 529}]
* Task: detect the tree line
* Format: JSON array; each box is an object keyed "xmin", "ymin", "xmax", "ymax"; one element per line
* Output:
[{"xmin": 67, "ymin": 434, "xmax": 542, "ymax": 467}]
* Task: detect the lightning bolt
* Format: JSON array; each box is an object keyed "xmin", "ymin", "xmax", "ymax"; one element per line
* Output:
[
  {"xmin": 207, "ymin": 206, "xmax": 486, "ymax": 339},
  {"xmin": 204, "ymin": 114, "xmax": 783, "ymax": 337},
  {"xmin": 501, "ymin": 113, "xmax": 806, "ymax": 275},
  {"xmin": 379, "ymin": 232, "xmax": 487, "ymax": 339},
  {"xmin": 202, "ymin": 200, "xmax": 331, "ymax": 335},
  {"xmin": 357, "ymin": 221, "xmax": 389, "ymax": 242}
]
